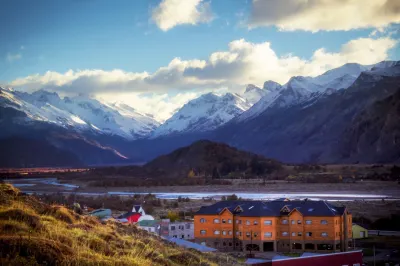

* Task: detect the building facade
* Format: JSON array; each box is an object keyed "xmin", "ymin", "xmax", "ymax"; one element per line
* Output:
[
  {"xmin": 194, "ymin": 200, "xmax": 352, "ymax": 253},
  {"xmin": 159, "ymin": 219, "xmax": 194, "ymax": 240}
]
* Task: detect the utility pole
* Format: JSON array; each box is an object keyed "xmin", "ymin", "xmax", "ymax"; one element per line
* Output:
[
  {"xmin": 249, "ymin": 230, "xmax": 253, "ymax": 257},
  {"xmin": 373, "ymin": 245, "xmax": 376, "ymax": 266}
]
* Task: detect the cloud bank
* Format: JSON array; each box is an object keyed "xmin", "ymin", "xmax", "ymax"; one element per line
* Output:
[
  {"xmin": 249, "ymin": 0, "xmax": 400, "ymax": 32},
  {"xmin": 8, "ymin": 37, "xmax": 397, "ymax": 119},
  {"xmin": 152, "ymin": 0, "xmax": 213, "ymax": 31}
]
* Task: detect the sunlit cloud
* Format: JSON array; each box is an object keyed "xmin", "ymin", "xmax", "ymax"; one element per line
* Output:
[{"xmin": 249, "ymin": 0, "xmax": 400, "ymax": 32}]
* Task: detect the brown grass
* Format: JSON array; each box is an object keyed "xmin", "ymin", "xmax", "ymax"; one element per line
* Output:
[{"xmin": 0, "ymin": 183, "xmax": 243, "ymax": 266}]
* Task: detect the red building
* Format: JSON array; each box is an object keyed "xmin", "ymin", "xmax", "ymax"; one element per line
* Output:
[{"xmin": 117, "ymin": 212, "xmax": 141, "ymax": 223}]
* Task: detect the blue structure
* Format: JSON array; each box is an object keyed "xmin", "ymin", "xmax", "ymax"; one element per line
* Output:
[{"xmin": 163, "ymin": 236, "xmax": 216, "ymax": 252}]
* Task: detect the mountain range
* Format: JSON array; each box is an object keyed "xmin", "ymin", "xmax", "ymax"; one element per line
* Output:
[{"xmin": 1, "ymin": 60, "xmax": 399, "ymax": 167}]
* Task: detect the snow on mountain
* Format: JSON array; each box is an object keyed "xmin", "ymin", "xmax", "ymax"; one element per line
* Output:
[
  {"xmin": 242, "ymin": 84, "xmax": 267, "ymax": 105},
  {"xmin": 0, "ymin": 89, "xmax": 159, "ymax": 139},
  {"xmin": 237, "ymin": 61, "xmax": 398, "ymax": 122},
  {"xmin": 150, "ymin": 92, "xmax": 250, "ymax": 138},
  {"xmin": 242, "ymin": 81, "xmax": 283, "ymax": 105}
]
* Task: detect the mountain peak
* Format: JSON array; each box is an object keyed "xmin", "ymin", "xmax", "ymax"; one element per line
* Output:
[
  {"xmin": 263, "ymin": 80, "xmax": 282, "ymax": 92},
  {"xmin": 151, "ymin": 92, "xmax": 250, "ymax": 138},
  {"xmin": 245, "ymin": 84, "xmax": 261, "ymax": 93}
]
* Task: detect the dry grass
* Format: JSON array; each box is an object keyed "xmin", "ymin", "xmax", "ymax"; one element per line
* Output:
[{"xmin": 0, "ymin": 183, "xmax": 242, "ymax": 265}]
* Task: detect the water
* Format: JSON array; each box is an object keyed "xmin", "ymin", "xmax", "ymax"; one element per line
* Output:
[{"xmin": 5, "ymin": 178, "xmax": 396, "ymax": 201}]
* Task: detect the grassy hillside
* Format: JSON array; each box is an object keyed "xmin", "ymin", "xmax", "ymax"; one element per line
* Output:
[{"xmin": 0, "ymin": 183, "xmax": 241, "ymax": 265}]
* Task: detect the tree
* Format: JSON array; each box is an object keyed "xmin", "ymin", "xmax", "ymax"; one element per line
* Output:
[
  {"xmin": 187, "ymin": 169, "xmax": 195, "ymax": 178},
  {"xmin": 212, "ymin": 167, "xmax": 220, "ymax": 179},
  {"xmin": 167, "ymin": 211, "xmax": 179, "ymax": 222}
]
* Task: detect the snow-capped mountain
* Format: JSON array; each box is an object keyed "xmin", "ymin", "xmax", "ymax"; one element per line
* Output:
[
  {"xmin": 237, "ymin": 61, "xmax": 397, "ymax": 121},
  {"xmin": 0, "ymin": 88, "xmax": 159, "ymax": 139},
  {"xmin": 242, "ymin": 84, "xmax": 267, "ymax": 105},
  {"xmin": 242, "ymin": 81, "xmax": 283, "ymax": 105},
  {"xmin": 151, "ymin": 92, "xmax": 250, "ymax": 138}
]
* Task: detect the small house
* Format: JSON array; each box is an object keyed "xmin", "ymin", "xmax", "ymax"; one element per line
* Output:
[
  {"xmin": 132, "ymin": 205, "xmax": 145, "ymax": 215},
  {"xmin": 117, "ymin": 211, "xmax": 141, "ymax": 224},
  {"xmin": 137, "ymin": 220, "xmax": 160, "ymax": 234},
  {"xmin": 88, "ymin": 209, "xmax": 112, "ymax": 219},
  {"xmin": 352, "ymin": 223, "xmax": 368, "ymax": 239}
]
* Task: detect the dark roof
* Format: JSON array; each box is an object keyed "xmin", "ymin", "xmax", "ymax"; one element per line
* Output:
[
  {"xmin": 133, "ymin": 205, "xmax": 142, "ymax": 212},
  {"xmin": 118, "ymin": 211, "xmax": 141, "ymax": 219},
  {"xmin": 196, "ymin": 200, "xmax": 347, "ymax": 217}
]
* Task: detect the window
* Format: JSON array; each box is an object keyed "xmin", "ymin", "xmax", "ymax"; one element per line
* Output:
[
  {"xmin": 200, "ymin": 218, "xmax": 206, "ymax": 223},
  {"xmin": 222, "ymin": 231, "xmax": 227, "ymax": 235},
  {"xmin": 305, "ymin": 220, "xmax": 312, "ymax": 225},
  {"xmin": 264, "ymin": 220, "xmax": 272, "ymax": 225},
  {"xmin": 171, "ymin": 226, "xmax": 176, "ymax": 230},
  {"xmin": 282, "ymin": 232, "xmax": 289, "ymax": 236},
  {"xmin": 223, "ymin": 242, "xmax": 226, "ymax": 246},
  {"xmin": 246, "ymin": 232, "xmax": 251, "ymax": 237},
  {"xmin": 179, "ymin": 225, "xmax": 184, "ymax": 230},
  {"xmin": 321, "ymin": 220, "xmax": 328, "ymax": 225},
  {"xmin": 254, "ymin": 233, "xmax": 258, "ymax": 237},
  {"xmin": 282, "ymin": 219, "xmax": 288, "ymax": 224},
  {"xmin": 222, "ymin": 219, "xmax": 226, "ymax": 224},
  {"xmin": 246, "ymin": 220, "xmax": 250, "ymax": 225},
  {"xmin": 187, "ymin": 234, "xmax": 190, "ymax": 238},
  {"xmin": 228, "ymin": 231, "xmax": 232, "ymax": 235},
  {"xmin": 254, "ymin": 220, "xmax": 258, "ymax": 225},
  {"xmin": 173, "ymin": 235, "xmax": 177, "ymax": 238},
  {"xmin": 236, "ymin": 231, "xmax": 240, "ymax": 236},
  {"xmin": 298, "ymin": 232, "xmax": 303, "ymax": 236},
  {"xmin": 297, "ymin": 220, "xmax": 302, "ymax": 224},
  {"xmin": 185, "ymin": 224, "xmax": 191, "ymax": 229},
  {"xmin": 214, "ymin": 230, "xmax": 220, "ymax": 235},
  {"xmin": 228, "ymin": 219, "xmax": 232, "ymax": 224},
  {"xmin": 291, "ymin": 220, "xmax": 295, "ymax": 225},
  {"xmin": 213, "ymin": 219, "xmax": 220, "ymax": 224},
  {"xmin": 321, "ymin": 232, "xmax": 328, "ymax": 237},
  {"xmin": 229, "ymin": 242, "xmax": 232, "ymax": 246},
  {"xmin": 200, "ymin": 230, "xmax": 206, "ymax": 235},
  {"xmin": 292, "ymin": 232, "xmax": 296, "ymax": 236},
  {"xmin": 264, "ymin": 232, "xmax": 272, "ymax": 237},
  {"xmin": 181, "ymin": 235, "xmax": 184, "ymax": 239},
  {"xmin": 306, "ymin": 232, "xmax": 312, "ymax": 237}
]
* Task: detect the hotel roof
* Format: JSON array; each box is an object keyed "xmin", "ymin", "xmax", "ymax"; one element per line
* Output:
[{"xmin": 195, "ymin": 199, "xmax": 347, "ymax": 217}]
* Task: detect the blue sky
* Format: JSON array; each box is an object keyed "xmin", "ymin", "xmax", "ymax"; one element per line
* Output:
[{"xmin": 1, "ymin": 0, "xmax": 399, "ymax": 120}]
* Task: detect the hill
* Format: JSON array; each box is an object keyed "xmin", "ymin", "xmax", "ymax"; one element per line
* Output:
[
  {"xmin": 0, "ymin": 183, "xmax": 240, "ymax": 265},
  {"xmin": 144, "ymin": 140, "xmax": 282, "ymax": 178}
]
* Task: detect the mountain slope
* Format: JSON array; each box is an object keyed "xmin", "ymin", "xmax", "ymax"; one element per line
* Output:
[
  {"xmin": 237, "ymin": 61, "xmax": 395, "ymax": 122},
  {"xmin": 0, "ymin": 105, "xmax": 131, "ymax": 166},
  {"xmin": 150, "ymin": 93, "xmax": 250, "ymax": 138},
  {"xmin": 0, "ymin": 137, "xmax": 83, "ymax": 168},
  {"xmin": 335, "ymin": 88, "xmax": 400, "ymax": 163},
  {"xmin": 213, "ymin": 64, "xmax": 400, "ymax": 163},
  {"xmin": 0, "ymin": 88, "xmax": 159, "ymax": 140}
]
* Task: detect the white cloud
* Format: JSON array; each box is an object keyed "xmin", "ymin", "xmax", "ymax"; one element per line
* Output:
[
  {"xmin": 8, "ymin": 37, "xmax": 397, "ymax": 119},
  {"xmin": 183, "ymin": 37, "xmax": 397, "ymax": 85},
  {"xmin": 249, "ymin": 0, "xmax": 400, "ymax": 32},
  {"xmin": 152, "ymin": 0, "xmax": 213, "ymax": 31},
  {"xmin": 6, "ymin": 53, "xmax": 22, "ymax": 62}
]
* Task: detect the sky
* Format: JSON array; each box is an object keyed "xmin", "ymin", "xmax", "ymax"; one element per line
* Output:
[{"xmin": 1, "ymin": 0, "xmax": 399, "ymax": 121}]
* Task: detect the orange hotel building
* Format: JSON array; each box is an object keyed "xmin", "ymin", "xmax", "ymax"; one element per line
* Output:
[{"xmin": 194, "ymin": 199, "xmax": 352, "ymax": 253}]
